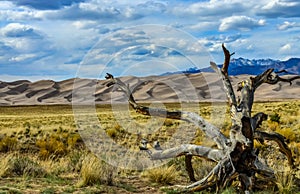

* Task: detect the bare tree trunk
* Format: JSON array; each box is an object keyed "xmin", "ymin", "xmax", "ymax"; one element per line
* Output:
[{"xmin": 105, "ymin": 44, "xmax": 299, "ymax": 193}]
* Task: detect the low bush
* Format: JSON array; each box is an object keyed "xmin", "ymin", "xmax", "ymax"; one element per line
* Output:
[
  {"xmin": 270, "ymin": 113, "xmax": 280, "ymax": 123},
  {"xmin": 36, "ymin": 136, "xmax": 67, "ymax": 160}
]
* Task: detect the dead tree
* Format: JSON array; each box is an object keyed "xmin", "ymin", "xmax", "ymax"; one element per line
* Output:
[{"xmin": 105, "ymin": 44, "xmax": 299, "ymax": 193}]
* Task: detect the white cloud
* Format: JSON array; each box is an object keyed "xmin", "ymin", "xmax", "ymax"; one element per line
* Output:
[
  {"xmin": 219, "ymin": 16, "xmax": 265, "ymax": 31},
  {"xmin": 173, "ymin": 0, "xmax": 248, "ymax": 17},
  {"xmin": 72, "ymin": 20, "xmax": 97, "ymax": 29},
  {"xmin": 277, "ymin": 21, "xmax": 300, "ymax": 30},
  {"xmin": 136, "ymin": 1, "xmax": 167, "ymax": 14},
  {"xmin": 9, "ymin": 53, "xmax": 37, "ymax": 62},
  {"xmin": 279, "ymin": 43, "xmax": 292, "ymax": 53},
  {"xmin": 0, "ymin": 23, "xmax": 57, "ymax": 66},
  {"xmin": 198, "ymin": 34, "xmax": 246, "ymax": 56},
  {"xmin": 1, "ymin": 0, "xmax": 300, "ymax": 80},
  {"xmin": 0, "ymin": 1, "xmax": 43, "ymax": 21},
  {"xmin": 1, "ymin": 23, "xmax": 41, "ymax": 38},
  {"xmin": 0, "ymin": 1, "xmax": 14, "ymax": 9},
  {"xmin": 43, "ymin": 2, "xmax": 141, "ymax": 22},
  {"xmin": 258, "ymin": 0, "xmax": 300, "ymax": 18}
]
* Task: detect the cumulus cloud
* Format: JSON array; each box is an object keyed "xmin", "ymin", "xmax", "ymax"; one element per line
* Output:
[
  {"xmin": 0, "ymin": 23, "xmax": 56, "ymax": 66},
  {"xmin": 1, "ymin": 23, "xmax": 42, "ymax": 38},
  {"xmin": 44, "ymin": 4, "xmax": 118, "ymax": 21},
  {"xmin": 77, "ymin": 25, "xmax": 212, "ymax": 78},
  {"xmin": 173, "ymin": 0, "xmax": 247, "ymax": 17},
  {"xmin": 0, "ymin": 1, "xmax": 42, "ymax": 21},
  {"xmin": 136, "ymin": 1, "xmax": 167, "ymax": 14},
  {"xmin": 257, "ymin": 0, "xmax": 300, "ymax": 18},
  {"xmin": 219, "ymin": 16, "xmax": 265, "ymax": 31},
  {"xmin": 209, "ymin": 34, "xmax": 242, "ymax": 43},
  {"xmin": 8, "ymin": 0, "xmax": 85, "ymax": 10},
  {"xmin": 277, "ymin": 21, "xmax": 300, "ymax": 30},
  {"xmin": 42, "ymin": 3, "xmax": 143, "ymax": 22},
  {"xmin": 40, "ymin": 0, "xmax": 169, "ymax": 23},
  {"xmin": 1, "ymin": 0, "xmax": 300, "ymax": 80},
  {"xmin": 198, "ymin": 34, "xmax": 244, "ymax": 53}
]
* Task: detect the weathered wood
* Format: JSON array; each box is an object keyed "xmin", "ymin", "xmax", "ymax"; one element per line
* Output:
[
  {"xmin": 140, "ymin": 143, "xmax": 225, "ymax": 162},
  {"xmin": 251, "ymin": 112, "xmax": 268, "ymax": 130},
  {"xmin": 250, "ymin": 68, "xmax": 300, "ymax": 89},
  {"xmin": 104, "ymin": 75, "xmax": 229, "ymax": 150},
  {"xmin": 185, "ymin": 155, "xmax": 196, "ymax": 182},
  {"xmin": 105, "ymin": 44, "xmax": 298, "ymax": 193},
  {"xmin": 211, "ymin": 61, "xmax": 240, "ymax": 126},
  {"xmin": 254, "ymin": 130, "xmax": 295, "ymax": 168}
]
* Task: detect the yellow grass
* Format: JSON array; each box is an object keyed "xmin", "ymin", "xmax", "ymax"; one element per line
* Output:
[
  {"xmin": 143, "ymin": 164, "xmax": 178, "ymax": 185},
  {"xmin": 0, "ymin": 101, "xmax": 299, "ymax": 193}
]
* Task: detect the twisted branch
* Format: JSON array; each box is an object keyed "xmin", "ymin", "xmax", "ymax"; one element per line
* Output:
[
  {"xmin": 104, "ymin": 74, "xmax": 229, "ymax": 149},
  {"xmin": 105, "ymin": 44, "xmax": 298, "ymax": 193}
]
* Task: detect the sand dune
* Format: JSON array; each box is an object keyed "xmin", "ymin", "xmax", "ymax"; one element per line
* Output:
[{"xmin": 0, "ymin": 72, "xmax": 299, "ymax": 106}]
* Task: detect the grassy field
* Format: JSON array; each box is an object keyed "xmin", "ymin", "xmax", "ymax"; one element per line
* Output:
[{"xmin": 0, "ymin": 101, "xmax": 299, "ymax": 193}]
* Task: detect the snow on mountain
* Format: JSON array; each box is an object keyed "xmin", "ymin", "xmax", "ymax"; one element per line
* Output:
[
  {"xmin": 165, "ymin": 58, "xmax": 300, "ymax": 76},
  {"xmin": 227, "ymin": 57, "xmax": 300, "ymax": 75}
]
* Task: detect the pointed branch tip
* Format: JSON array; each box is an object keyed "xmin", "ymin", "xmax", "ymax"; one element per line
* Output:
[{"xmin": 105, "ymin": 73, "xmax": 114, "ymax": 79}]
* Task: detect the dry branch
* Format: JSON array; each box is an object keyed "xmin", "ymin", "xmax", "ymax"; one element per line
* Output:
[
  {"xmin": 104, "ymin": 74, "xmax": 229, "ymax": 150},
  {"xmin": 105, "ymin": 44, "xmax": 298, "ymax": 193},
  {"xmin": 141, "ymin": 143, "xmax": 225, "ymax": 162},
  {"xmin": 254, "ymin": 131, "xmax": 295, "ymax": 167}
]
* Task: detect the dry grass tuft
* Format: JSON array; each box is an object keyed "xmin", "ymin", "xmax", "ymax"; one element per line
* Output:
[
  {"xmin": 193, "ymin": 158, "xmax": 214, "ymax": 180},
  {"xmin": 78, "ymin": 153, "xmax": 116, "ymax": 187},
  {"xmin": 275, "ymin": 169, "xmax": 296, "ymax": 194},
  {"xmin": 143, "ymin": 165, "xmax": 178, "ymax": 185},
  {"xmin": 36, "ymin": 135, "xmax": 67, "ymax": 160},
  {"xmin": 0, "ymin": 153, "xmax": 47, "ymax": 178},
  {"xmin": 276, "ymin": 127, "xmax": 297, "ymax": 142},
  {"xmin": 106, "ymin": 128, "xmax": 118, "ymax": 138},
  {"xmin": 0, "ymin": 136, "xmax": 18, "ymax": 152}
]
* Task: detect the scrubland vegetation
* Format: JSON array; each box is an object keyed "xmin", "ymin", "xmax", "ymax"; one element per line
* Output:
[{"xmin": 0, "ymin": 101, "xmax": 299, "ymax": 193}]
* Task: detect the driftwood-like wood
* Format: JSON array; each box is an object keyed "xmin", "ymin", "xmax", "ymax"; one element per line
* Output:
[{"xmin": 105, "ymin": 44, "xmax": 299, "ymax": 193}]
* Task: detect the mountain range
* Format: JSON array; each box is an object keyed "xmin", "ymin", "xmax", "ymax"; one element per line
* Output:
[{"xmin": 162, "ymin": 58, "xmax": 300, "ymax": 76}]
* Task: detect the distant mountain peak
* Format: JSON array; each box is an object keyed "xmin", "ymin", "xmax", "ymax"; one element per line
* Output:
[{"xmin": 162, "ymin": 57, "xmax": 300, "ymax": 76}]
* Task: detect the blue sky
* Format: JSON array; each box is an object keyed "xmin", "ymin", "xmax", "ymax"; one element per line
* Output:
[{"xmin": 1, "ymin": 0, "xmax": 300, "ymax": 81}]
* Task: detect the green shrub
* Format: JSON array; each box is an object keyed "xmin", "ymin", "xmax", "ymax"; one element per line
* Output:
[{"xmin": 270, "ymin": 113, "xmax": 280, "ymax": 123}]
